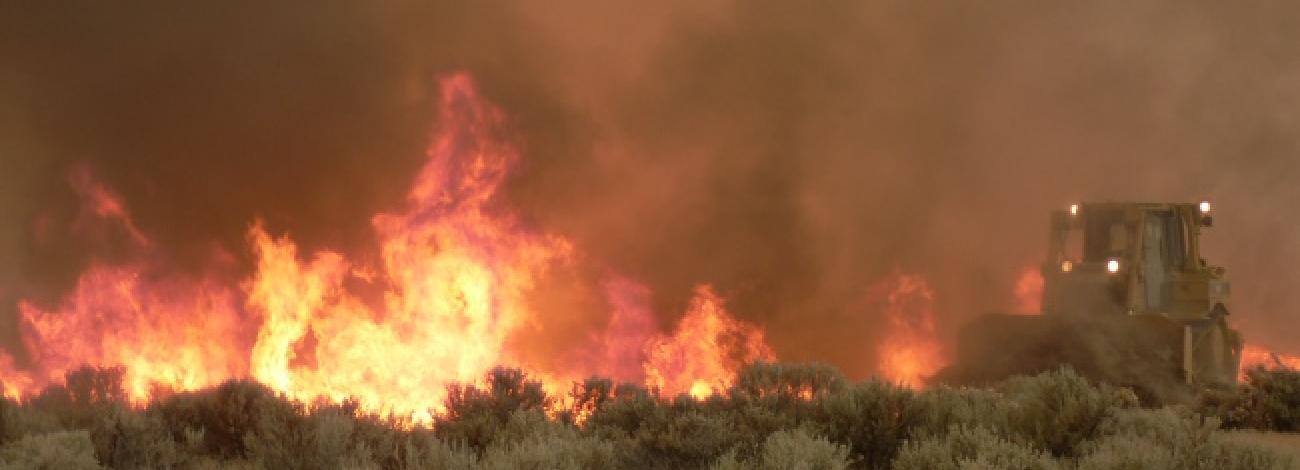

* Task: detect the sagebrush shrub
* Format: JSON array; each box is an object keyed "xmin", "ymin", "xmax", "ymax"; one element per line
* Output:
[
  {"xmin": 1076, "ymin": 408, "xmax": 1294, "ymax": 470},
  {"xmin": 812, "ymin": 379, "xmax": 917, "ymax": 469},
  {"xmin": 398, "ymin": 432, "xmax": 477, "ymax": 470},
  {"xmin": 0, "ymin": 398, "xmax": 62, "ymax": 445},
  {"xmin": 584, "ymin": 383, "xmax": 665, "ymax": 440},
  {"xmin": 637, "ymin": 409, "xmax": 744, "ymax": 469},
  {"xmin": 0, "ymin": 430, "xmax": 103, "ymax": 470},
  {"xmin": 757, "ymin": 428, "xmax": 851, "ymax": 470},
  {"xmin": 913, "ymin": 385, "xmax": 1007, "ymax": 439},
  {"xmin": 996, "ymin": 367, "xmax": 1133, "ymax": 457},
  {"xmin": 891, "ymin": 425, "xmax": 1060, "ymax": 470},
  {"xmin": 732, "ymin": 362, "xmax": 848, "ymax": 401},
  {"xmin": 0, "ymin": 364, "xmax": 1296, "ymax": 469},
  {"xmin": 89, "ymin": 404, "xmax": 188, "ymax": 469},
  {"xmin": 1211, "ymin": 367, "xmax": 1300, "ymax": 432},
  {"xmin": 436, "ymin": 367, "xmax": 550, "ymax": 451},
  {"xmin": 711, "ymin": 428, "xmax": 851, "ymax": 470},
  {"xmin": 478, "ymin": 426, "xmax": 617, "ymax": 470}
]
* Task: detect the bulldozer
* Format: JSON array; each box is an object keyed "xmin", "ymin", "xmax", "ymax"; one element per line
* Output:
[{"xmin": 937, "ymin": 201, "xmax": 1243, "ymax": 400}]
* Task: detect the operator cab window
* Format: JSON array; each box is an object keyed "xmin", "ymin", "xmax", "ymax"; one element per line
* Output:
[{"xmin": 1083, "ymin": 208, "xmax": 1129, "ymax": 262}]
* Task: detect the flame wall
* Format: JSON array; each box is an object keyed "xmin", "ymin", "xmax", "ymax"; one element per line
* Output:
[
  {"xmin": 0, "ymin": 75, "xmax": 781, "ymax": 420},
  {"xmin": 3, "ymin": 0, "xmax": 1300, "ymax": 400}
]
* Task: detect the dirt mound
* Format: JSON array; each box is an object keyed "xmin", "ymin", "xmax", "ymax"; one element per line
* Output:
[{"xmin": 933, "ymin": 313, "xmax": 1192, "ymax": 403}]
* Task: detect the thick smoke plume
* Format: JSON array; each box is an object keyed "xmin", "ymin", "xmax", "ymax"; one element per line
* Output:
[{"xmin": 3, "ymin": 1, "xmax": 1300, "ymax": 381}]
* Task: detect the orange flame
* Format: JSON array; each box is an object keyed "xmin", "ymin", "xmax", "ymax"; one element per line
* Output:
[
  {"xmin": 1013, "ymin": 266, "xmax": 1043, "ymax": 315},
  {"xmin": 245, "ymin": 74, "xmax": 572, "ymax": 422},
  {"xmin": 644, "ymin": 285, "xmax": 775, "ymax": 398},
  {"xmin": 0, "ymin": 73, "xmax": 777, "ymax": 414},
  {"xmin": 2, "ymin": 167, "xmax": 248, "ymax": 402},
  {"xmin": 876, "ymin": 273, "xmax": 945, "ymax": 388},
  {"xmin": 10, "ymin": 267, "xmax": 248, "ymax": 402},
  {"xmin": 1240, "ymin": 344, "xmax": 1300, "ymax": 380}
]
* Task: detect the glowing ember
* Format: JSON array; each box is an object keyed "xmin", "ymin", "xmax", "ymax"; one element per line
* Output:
[
  {"xmin": 643, "ymin": 285, "xmax": 775, "ymax": 398},
  {"xmin": 876, "ymin": 273, "xmax": 945, "ymax": 388},
  {"xmin": 1013, "ymin": 266, "xmax": 1043, "ymax": 315}
]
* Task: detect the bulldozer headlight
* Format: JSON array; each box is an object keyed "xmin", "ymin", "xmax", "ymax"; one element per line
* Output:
[
  {"xmin": 1069, "ymin": 204, "xmax": 1079, "ymax": 216},
  {"xmin": 1199, "ymin": 201, "xmax": 1212, "ymax": 214},
  {"xmin": 1060, "ymin": 260, "xmax": 1074, "ymax": 272},
  {"xmin": 1106, "ymin": 258, "xmax": 1121, "ymax": 274}
]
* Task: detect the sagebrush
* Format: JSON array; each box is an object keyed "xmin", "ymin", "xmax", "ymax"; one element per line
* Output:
[{"xmin": 1, "ymin": 363, "xmax": 1296, "ymax": 469}]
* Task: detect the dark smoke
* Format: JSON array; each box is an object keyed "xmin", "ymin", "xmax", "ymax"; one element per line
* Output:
[{"xmin": 3, "ymin": 1, "xmax": 1299, "ymax": 378}]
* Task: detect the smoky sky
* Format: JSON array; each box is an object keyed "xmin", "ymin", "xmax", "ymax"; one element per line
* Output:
[{"xmin": 3, "ymin": 0, "xmax": 1299, "ymax": 378}]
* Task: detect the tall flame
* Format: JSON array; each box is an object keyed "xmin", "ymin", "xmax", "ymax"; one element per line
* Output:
[
  {"xmin": 876, "ymin": 273, "xmax": 946, "ymax": 388},
  {"xmin": 0, "ymin": 73, "xmax": 778, "ymax": 414},
  {"xmin": 246, "ymin": 73, "xmax": 571, "ymax": 420},
  {"xmin": 643, "ymin": 285, "xmax": 774, "ymax": 398}
]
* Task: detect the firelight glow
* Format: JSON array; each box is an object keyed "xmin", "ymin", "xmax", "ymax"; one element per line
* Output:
[{"xmin": 0, "ymin": 74, "xmax": 787, "ymax": 419}]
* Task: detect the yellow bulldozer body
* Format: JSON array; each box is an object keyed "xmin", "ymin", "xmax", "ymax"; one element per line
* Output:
[{"xmin": 1041, "ymin": 202, "xmax": 1241, "ymax": 386}]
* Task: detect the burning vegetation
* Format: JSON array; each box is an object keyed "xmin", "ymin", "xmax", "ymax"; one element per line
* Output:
[
  {"xmin": 0, "ymin": 75, "xmax": 800, "ymax": 421},
  {"xmin": 3, "ymin": 74, "xmax": 1295, "ymax": 470},
  {"xmin": 4, "ymin": 2, "xmax": 1300, "ymax": 466}
]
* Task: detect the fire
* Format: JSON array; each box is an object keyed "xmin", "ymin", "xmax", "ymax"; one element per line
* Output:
[
  {"xmin": 0, "ymin": 73, "xmax": 777, "ymax": 414},
  {"xmin": 15, "ymin": 265, "xmax": 248, "ymax": 402},
  {"xmin": 1240, "ymin": 344, "xmax": 1300, "ymax": 380},
  {"xmin": 643, "ymin": 286, "xmax": 775, "ymax": 398},
  {"xmin": 593, "ymin": 277, "xmax": 657, "ymax": 384},
  {"xmin": 875, "ymin": 273, "xmax": 945, "ymax": 388},
  {"xmin": 1, "ymin": 167, "xmax": 249, "ymax": 402},
  {"xmin": 1013, "ymin": 266, "xmax": 1043, "ymax": 314},
  {"xmin": 246, "ymin": 73, "xmax": 572, "ymax": 421}
]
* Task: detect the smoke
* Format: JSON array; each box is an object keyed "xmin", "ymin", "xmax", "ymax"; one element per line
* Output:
[{"xmin": 3, "ymin": 0, "xmax": 1300, "ymax": 379}]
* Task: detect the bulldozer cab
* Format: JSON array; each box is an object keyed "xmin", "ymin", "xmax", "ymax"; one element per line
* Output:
[
  {"xmin": 1042, "ymin": 202, "xmax": 1224, "ymax": 318},
  {"xmin": 937, "ymin": 201, "xmax": 1243, "ymax": 395},
  {"xmin": 1040, "ymin": 202, "xmax": 1240, "ymax": 385}
]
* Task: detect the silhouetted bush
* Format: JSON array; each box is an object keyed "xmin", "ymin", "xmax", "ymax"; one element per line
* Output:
[
  {"xmin": 812, "ymin": 379, "xmax": 918, "ymax": 469},
  {"xmin": 583, "ymin": 382, "xmax": 662, "ymax": 440},
  {"xmin": 436, "ymin": 367, "xmax": 551, "ymax": 452},
  {"xmin": 88, "ymin": 404, "xmax": 191, "ymax": 469},
  {"xmin": 1203, "ymin": 366, "xmax": 1300, "ymax": 432},
  {"xmin": 152, "ymin": 378, "xmax": 317, "ymax": 468},
  {"xmin": 732, "ymin": 362, "xmax": 848, "ymax": 402},
  {"xmin": 0, "ymin": 364, "xmax": 1297, "ymax": 469},
  {"xmin": 568, "ymin": 377, "xmax": 616, "ymax": 422},
  {"xmin": 25, "ymin": 366, "xmax": 127, "ymax": 432}
]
